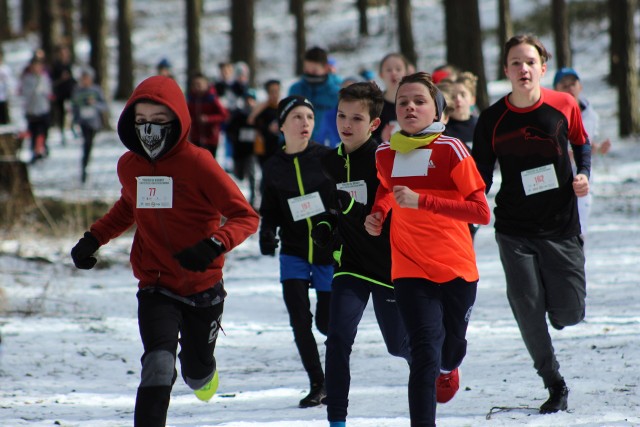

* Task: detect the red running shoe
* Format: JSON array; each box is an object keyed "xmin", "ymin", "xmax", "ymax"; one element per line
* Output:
[{"xmin": 436, "ymin": 368, "xmax": 460, "ymax": 403}]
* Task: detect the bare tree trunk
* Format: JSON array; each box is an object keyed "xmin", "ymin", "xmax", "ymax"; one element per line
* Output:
[
  {"xmin": 38, "ymin": 0, "xmax": 57, "ymax": 60},
  {"xmin": 59, "ymin": 0, "xmax": 75, "ymax": 59},
  {"xmin": 444, "ymin": 0, "xmax": 489, "ymax": 110},
  {"xmin": 79, "ymin": 0, "xmax": 90, "ymax": 35},
  {"xmin": 290, "ymin": 0, "xmax": 306, "ymax": 76},
  {"xmin": 496, "ymin": 0, "xmax": 513, "ymax": 80},
  {"xmin": 231, "ymin": 0, "xmax": 256, "ymax": 87},
  {"xmin": 397, "ymin": 0, "xmax": 417, "ymax": 67},
  {"xmin": 115, "ymin": 0, "xmax": 134, "ymax": 100},
  {"xmin": 22, "ymin": 0, "xmax": 38, "ymax": 34},
  {"xmin": 608, "ymin": 0, "xmax": 622, "ymax": 86},
  {"xmin": 0, "ymin": 0, "xmax": 11, "ymax": 41},
  {"xmin": 357, "ymin": 0, "xmax": 368, "ymax": 36},
  {"xmin": 617, "ymin": 0, "xmax": 640, "ymax": 136},
  {"xmin": 186, "ymin": 0, "xmax": 202, "ymax": 82},
  {"xmin": 552, "ymin": 0, "xmax": 571, "ymax": 69},
  {"xmin": 87, "ymin": 0, "xmax": 108, "ymax": 96}
]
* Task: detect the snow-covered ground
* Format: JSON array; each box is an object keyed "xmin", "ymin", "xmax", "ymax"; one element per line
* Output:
[{"xmin": 2, "ymin": 1, "xmax": 640, "ymax": 426}]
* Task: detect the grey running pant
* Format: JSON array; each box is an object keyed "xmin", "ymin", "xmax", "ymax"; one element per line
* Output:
[{"xmin": 495, "ymin": 232, "xmax": 586, "ymax": 387}]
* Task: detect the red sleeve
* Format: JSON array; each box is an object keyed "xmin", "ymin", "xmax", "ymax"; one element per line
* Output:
[
  {"xmin": 203, "ymin": 154, "xmax": 260, "ymax": 249},
  {"xmin": 203, "ymin": 98, "xmax": 229, "ymax": 125},
  {"xmin": 90, "ymin": 192, "xmax": 135, "ymax": 245},
  {"xmin": 418, "ymin": 188, "xmax": 490, "ymax": 224}
]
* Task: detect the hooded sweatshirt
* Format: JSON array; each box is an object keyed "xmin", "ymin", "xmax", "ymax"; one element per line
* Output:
[{"xmin": 89, "ymin": 76, "xmax": 259, "ymax": 296}]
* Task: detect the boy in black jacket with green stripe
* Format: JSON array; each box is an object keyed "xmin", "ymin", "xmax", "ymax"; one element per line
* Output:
[
  {"xmin": 259, "ymin": 96, "xmax": 335, "ymax": 408},
  {"xmin": 312, "ymin": 82, "xmax": 410, "ymax": 427}
]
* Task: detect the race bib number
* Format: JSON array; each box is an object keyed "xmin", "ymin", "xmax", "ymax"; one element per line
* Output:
[
  {"xmin": 79, "ymin": 106, "xmax": 97, "ymax": 120},
  {"xmin": 239, "ymin": 127, "xmax": 256, "ymax": 143},
  {"xmin": 136, "ymin": 176, "xmax": 173, "ymax": 208},
  {"xmin": 287, "ymin": 192, "xmax": 325, "ymax": 221},
  {"xmin": 391, "ymin": 149, "xmax": 432, "ymax": 177},
  {"xmin": 336, "ymin": 180, "xmax": 367, "ymax": 205},
  {"xmin": 521, "ymin": 164, "xmax": 559, "ymax": 196}
]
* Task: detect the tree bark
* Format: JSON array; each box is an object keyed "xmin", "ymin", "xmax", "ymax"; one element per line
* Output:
[
  {"xmin": 397, "ymin": 0, "xmax": 417, "ymax": 67},
  {"xmin": 290, "ymin": 0, "xmax": 306, "ymax": 76},
  {"xmin": 231, "ymin": 0, "xmax": 256, "ymax": 87},
  {"xmin": 38, "ymin": 0, "xmax": 57, "ymax": 61},
  {"xmin": 115, "ymin": 0, "xmax": 134, "ymax": 100},
  {"xmin": 617, "ymin": 0, "xmax": 640, "ymax": 136},
  {"xmin": 0, "ymin": 0, "xmax": 11, "ymax": 41},
  {"xmin": 87, "ymin": 0, "xmax": 108, "ymax": 95},
  {"xmin": 357, "ymin": 0, "xmax": 368, "ymax": 36},
  {"xmin": 186, "ymin": 0, "xmax": 202, "ymax": 82},
  {"xmin": 552, "ymin": 0, "xmax": 571, "ymax": 69},
  {"xmin": 22, "ymin": 0, "xmax": 38, "ymax": 34},
  {"xmin": 444, "ymin": 0, "xmax": 489, "ymax": 111},
  {"xmin": 608, "ymin": 0, "xmax": 622, "ymax": 86},
  {"xmin": 59, "ymin": 0, "xmax": 75, "ymax": 59},
  {"xmin": 496, "ymin": 0, "xmax": 513, "ymax": 80}
]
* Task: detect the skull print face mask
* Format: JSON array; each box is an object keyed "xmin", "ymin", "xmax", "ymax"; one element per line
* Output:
[{"xmin": 135, "ymin": 120, "xmax": 178, "ymax": 159}]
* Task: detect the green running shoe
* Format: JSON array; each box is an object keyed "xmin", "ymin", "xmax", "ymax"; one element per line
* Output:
[{"xmin": 194, "ymin": 370, "xmax": 219, "ymax": 402}]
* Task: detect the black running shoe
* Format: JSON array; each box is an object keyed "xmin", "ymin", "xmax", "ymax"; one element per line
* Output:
[
  {"xmin": 540, "ymin": 379, "xmax": 569, "ymax": 414},
  {"xmin": 299, "ymin": 382, "xmax": 325, "ymax": 408}
]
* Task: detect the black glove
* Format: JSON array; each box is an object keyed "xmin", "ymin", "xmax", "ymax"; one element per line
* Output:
[
  {"xmin": 311, "ymin": 222, "xmax": 333, "ymax": 248},
  {"xmin": 174, "ymin": 239, "xmax": 225, "ymax": 272},
  {"xmin": 259, "ymin": 230, "xmax": 279, "ymax": 256},
  {"xmin": 71, "ymin": 231, "xmax": 100, "ymax": 270},
  {"xmin": 332, "ymin": 190, "xmax": 354, "ymax": 213}
]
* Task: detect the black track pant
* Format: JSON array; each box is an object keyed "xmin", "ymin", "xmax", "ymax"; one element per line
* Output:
[
  {"xmin": 282, "ymin": 279, "xmax": 330, "ymax": 385},
  {"xmin": 134, "ymin": 290, "xmax": 223, "ymax": 427}
]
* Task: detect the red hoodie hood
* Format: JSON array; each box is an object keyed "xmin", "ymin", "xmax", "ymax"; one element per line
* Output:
[{"xmin": 117, "ymin": 76, "xmax": 191, "ymax": 159}]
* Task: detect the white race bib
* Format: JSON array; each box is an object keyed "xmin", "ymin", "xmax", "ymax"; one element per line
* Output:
[
  {"xmin": 391, "ymin": 149, "xmax": 432, "ymax": 177},
  {"xmin": 136, "ymin": 176, "xmax": 173, "ymax": 208},
  {"xmin": 79, "ymin": 106, "xmax": 97, "ymax": 120},
  {"xmin": 336, "ymin": 180, "xmax": 367, "ymax": 205},
  {"xmin": 287, "ymin": 192, "xmax": 325, "ymax": 221},
  {"xmin": 521, "ymin": 164, "xmax": 559, "ymax": 196},
  {"xmin": 239, "ymin": 127, "xmax": 256, "ymax": 143}
]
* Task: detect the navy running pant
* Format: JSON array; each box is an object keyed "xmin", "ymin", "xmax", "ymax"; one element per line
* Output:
[
  {"xmin": 394, "ymin": 277, "xmax": 477, "ymax": 427},
  {"xmin": 325, "ymin": 274, "xmax": 411, "ymax": 422}
]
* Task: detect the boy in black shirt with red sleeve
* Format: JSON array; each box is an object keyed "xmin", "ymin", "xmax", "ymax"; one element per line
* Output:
[{"xmin": 472, "ymin": 34, "xmax": 591, "ymax": 415}]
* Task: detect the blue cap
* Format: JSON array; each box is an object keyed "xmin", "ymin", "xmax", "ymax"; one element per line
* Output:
[
  {"xmin": 360, "ymin": 69, "xmax": 375, "ymax": 81},
  {"xmin": 553, "ymin": 67, "xmax": 579, "ymax": 87},
  {"xmin": 157, "ymin": 58, "xmax": 172, "ymax": 69},
  {"xmin": 246, "ymin": 88, "xmax": 257, "ymax": 100}
]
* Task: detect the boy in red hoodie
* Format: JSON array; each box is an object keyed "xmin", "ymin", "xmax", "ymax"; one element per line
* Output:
[{"xmin": 70, "ymin": 75, "xmax": 259, "ymax": 427}]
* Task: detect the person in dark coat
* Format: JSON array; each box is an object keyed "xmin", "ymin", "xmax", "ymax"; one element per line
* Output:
[{"xmin": 259, "ymin": 95, "xmax": 335, "ymax": 409}]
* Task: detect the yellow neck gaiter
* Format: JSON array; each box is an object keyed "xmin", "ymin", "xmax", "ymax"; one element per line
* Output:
[{"xmin": 390, "ymin": 132, "xmax": 441, "ymax": 154}]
